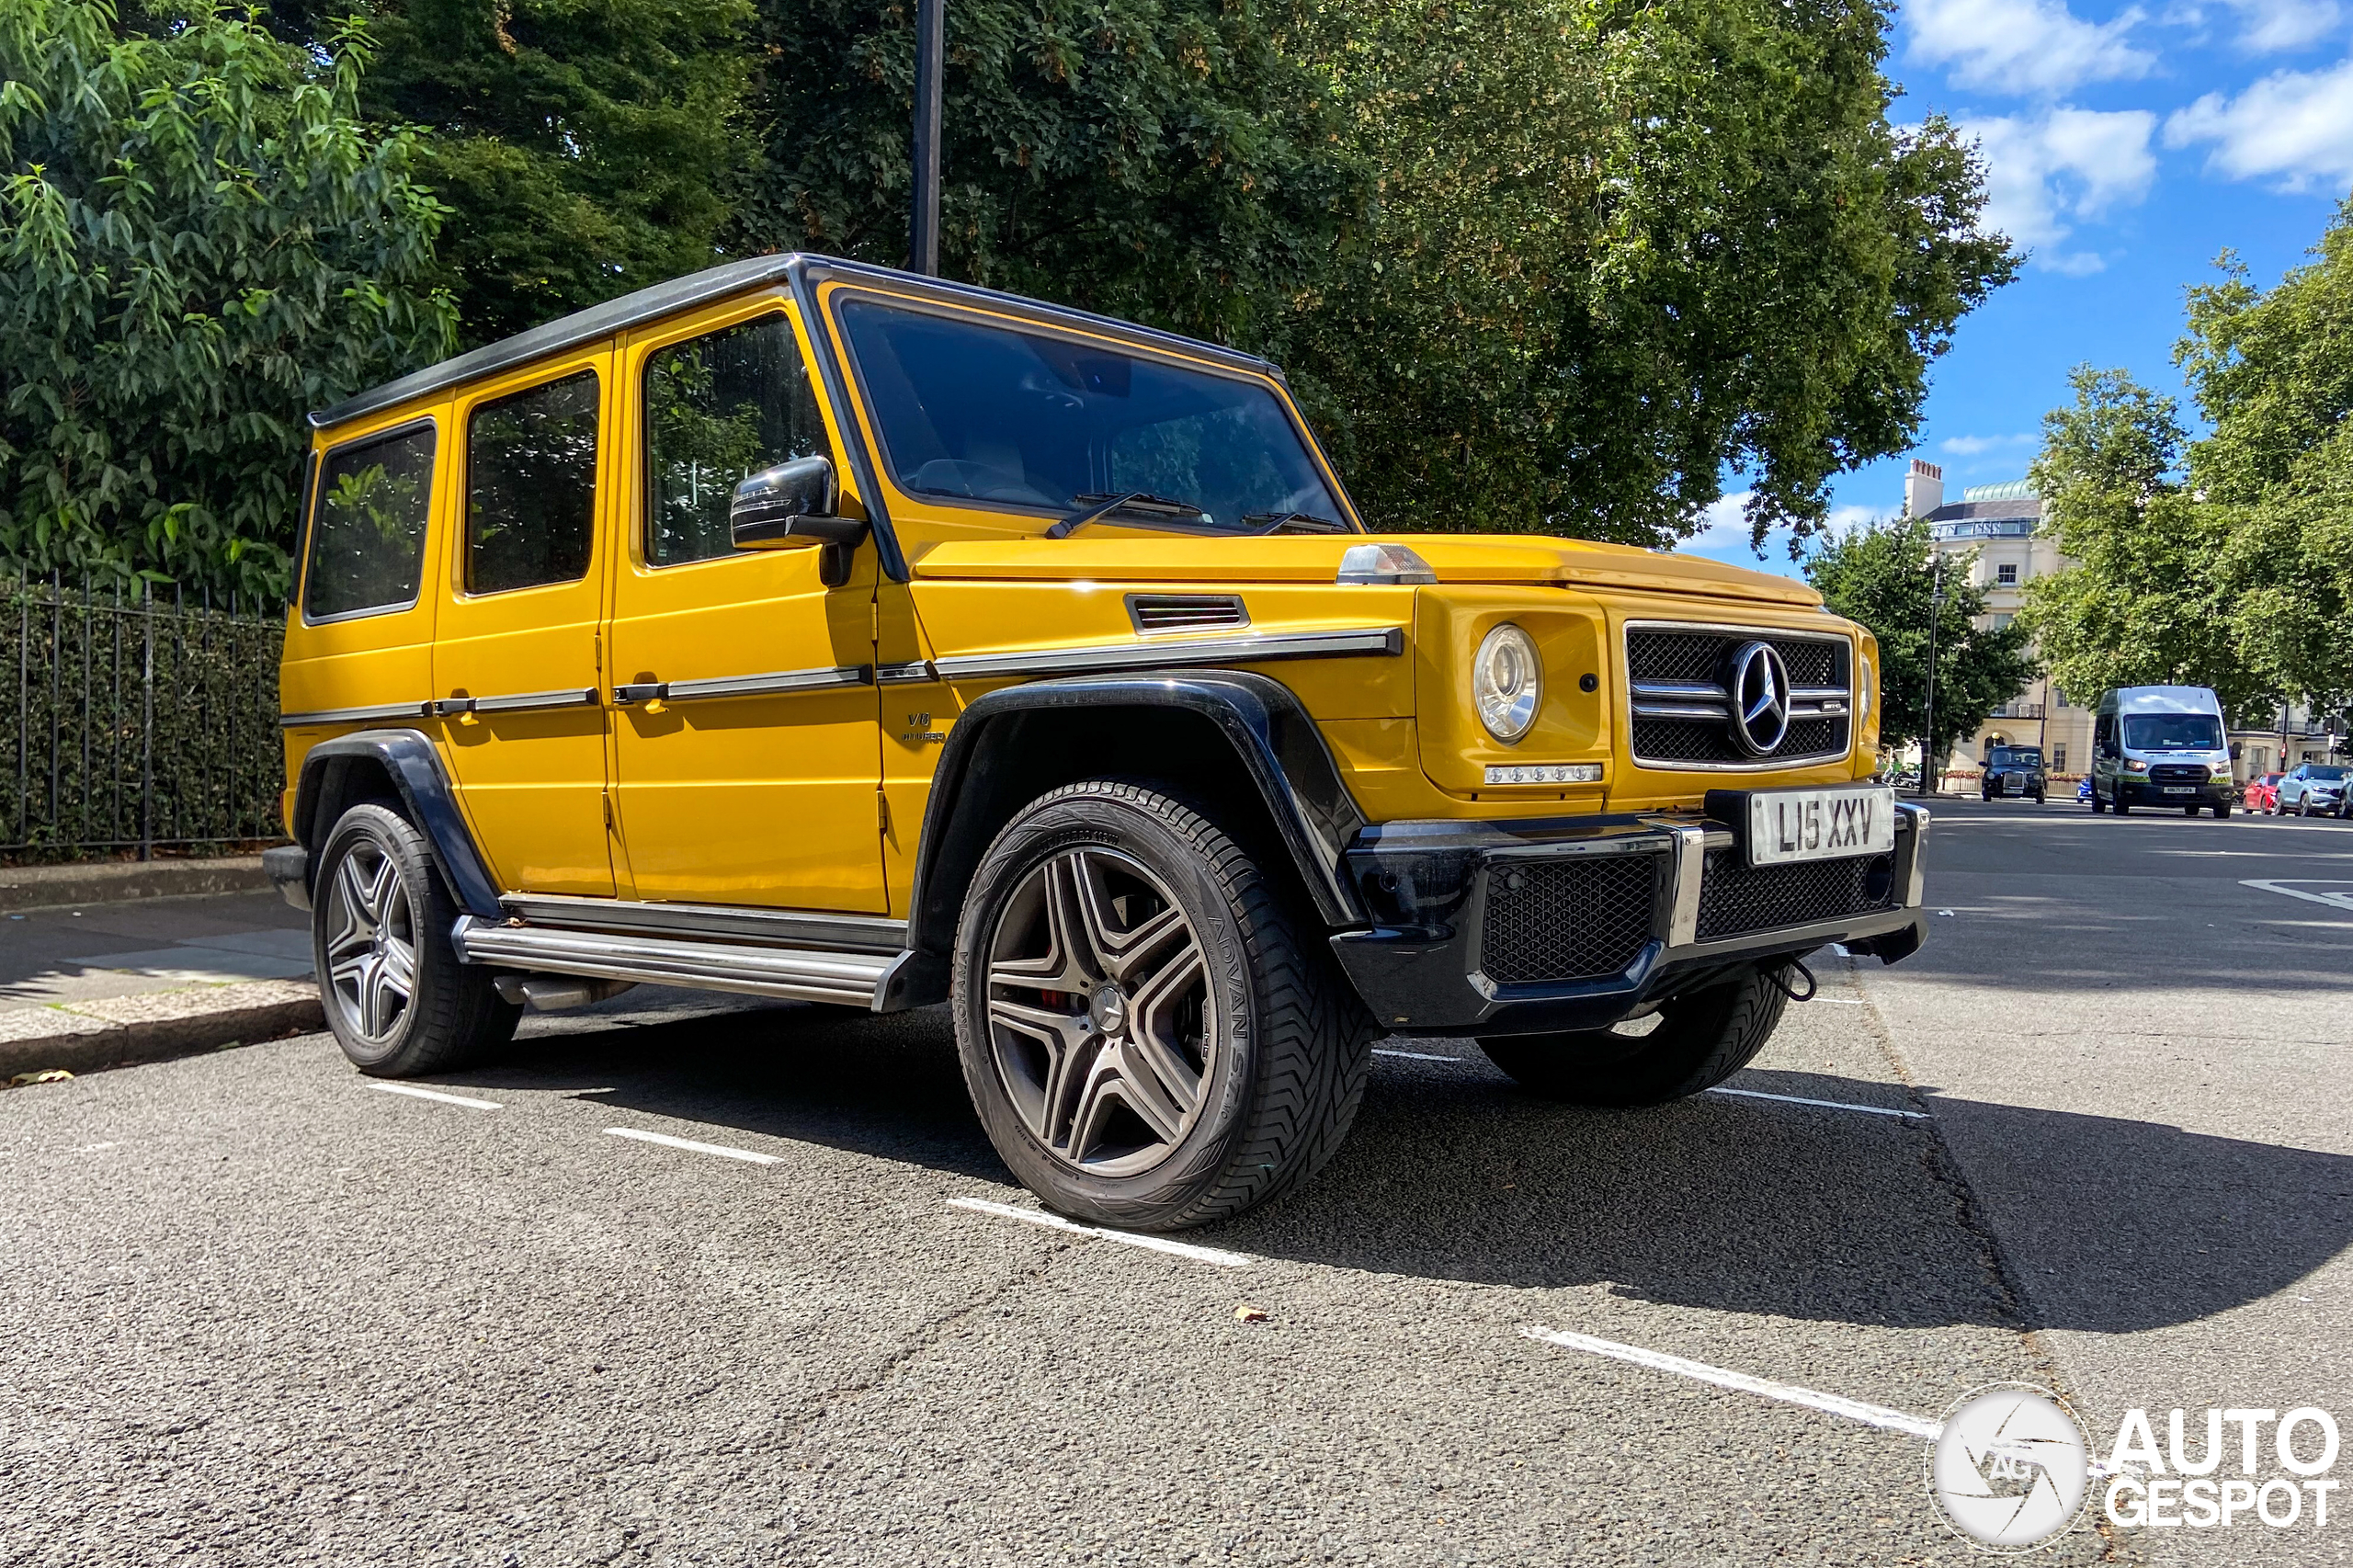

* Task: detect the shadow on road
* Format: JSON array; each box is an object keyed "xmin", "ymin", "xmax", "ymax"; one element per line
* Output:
[{"xmin": 438, "ymin": 996, "xmax": 2353, "ymax": 1337}]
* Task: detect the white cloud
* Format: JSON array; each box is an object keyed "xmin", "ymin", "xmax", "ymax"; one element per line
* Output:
[
  {"xmin": 2220, "ymin": 0, "xmax": 2345, "ymax": 53},
  {"xmin": 2165, "ymin": 57, "xmax": 2353, "ymax": 189},
  {"xmin": 1967, "ymin": 108, "xmax": 2159, "ymax": 271},
  {"xmin": 1907, "ymin": 0, "xmax": 2154, "ymax": 95},
  {"xmin": 1940, "ymin": 432, "xmax": 2039, "ymax": 455},
  {"xmin": 1677, "ymin": 494, "xmax": 1875, "ymax": 574}
]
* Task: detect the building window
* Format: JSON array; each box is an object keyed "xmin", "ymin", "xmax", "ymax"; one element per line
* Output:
[
  {"xmin": 1996, "ymin": 562, "xmax": 2018, "ymax": 585},
  {"xmin": 1993, "ymin": 611, "xmax": 2016, "ymax": 629},
  {"xmin": 2052, "ymin": 744, "xmax": 2065, "ymax": 771},
  {"xmin": 2052, "ymin": 686, "xmax": 2067, "ymax": 709}
]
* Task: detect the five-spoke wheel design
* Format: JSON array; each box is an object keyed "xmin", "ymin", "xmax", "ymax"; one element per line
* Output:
[
  {"xmin": 983, "ymin": 846, "xmax": 1211, "ymax": 1176},
  {"xmin": 323, "ymin": 837, "xmax": 418, "ymax": 1044}
]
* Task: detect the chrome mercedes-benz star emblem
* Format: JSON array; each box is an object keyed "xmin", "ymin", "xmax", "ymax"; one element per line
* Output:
[{"xmin": 1726, "ymin": 642, "xmax": 1792, "ymax": 756}]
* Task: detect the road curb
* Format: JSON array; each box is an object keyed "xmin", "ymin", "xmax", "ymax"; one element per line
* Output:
[
  {"xmin": 0, "ymin": 979, "xmax": 322, "ymax": 1079},
  {"xmin": 0, "ymin": 856, "xmax": 273, "ymax": 914}
]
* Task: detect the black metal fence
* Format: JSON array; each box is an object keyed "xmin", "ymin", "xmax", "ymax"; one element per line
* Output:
[{"xmin": 0, "ymin": 575, "xmax": 288, "ymax": 861}]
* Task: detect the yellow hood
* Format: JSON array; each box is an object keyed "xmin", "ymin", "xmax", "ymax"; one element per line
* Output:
[{"xmin": 907, "ymin": 532, "xmax": 1822, "ymax": 608}]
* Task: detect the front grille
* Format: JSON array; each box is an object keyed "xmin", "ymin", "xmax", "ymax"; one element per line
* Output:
[
  {"xmin": 1695, "ymin": 849, "xmax": 1897, "ymax": 942},
  {"xmin": 1479, "ymin": 853, "xmax": 1659, "ymax": 984},
  {"xmin": 1128, "ymin": 593, "xmax": 1248, "ymax": 632},
  {"xmin": 1624, "ymin": 625, "xmax": 1852, "ymax": 768},
  {"xmin": 2150, "ymin": 764, "xmax": 2210, "ymax": 784}
]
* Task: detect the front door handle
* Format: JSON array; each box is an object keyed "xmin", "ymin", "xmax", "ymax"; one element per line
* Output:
[{"xmin": 612, "ymin": 682, "xmax": 668, "ymax": 706}]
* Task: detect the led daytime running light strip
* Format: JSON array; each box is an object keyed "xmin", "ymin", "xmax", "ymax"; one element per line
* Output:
[{"xmin": 1484, "ymin": 763, "xmax": 1603, "ymax": 786}]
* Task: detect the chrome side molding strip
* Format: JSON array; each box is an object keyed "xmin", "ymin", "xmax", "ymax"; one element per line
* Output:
[
  {"xmin": 933, "ymin": 626, "xmax": 1403, "ymax": 681},
  {"xmin": 431, "ymin": 687, "xmax": 600, "ymax": 718},
  {"xmin": 280, "ymin": 699, "xmax": 433, "ymax": 728},
  {"xmin": 499, "ymin": 892, "xmax": 908, "ymax": 954},
  {"xmin": 453, "ymin": 916, "xmax": 897, "ymax": 1007},
  {"xmin": 874, "ymin": 660, "xmax": 936, "ymax": 685},
  {"xmin": 611, "ymin": 665, "xmax": 873, "ymax": 706}
]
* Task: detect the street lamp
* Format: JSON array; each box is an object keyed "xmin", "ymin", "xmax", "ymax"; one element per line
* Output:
[
  {"xmin": 1920, "ymin": 553, "xmax": 1943, "ymax": 800},
  {"xmin": 910, "ymin": 0, "xmax": 944, "ymax": 276}
]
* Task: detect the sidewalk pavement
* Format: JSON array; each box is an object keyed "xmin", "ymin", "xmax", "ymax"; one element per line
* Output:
[{"xmin": 0, "ymin": 869, "xmax": 323, "ymax": 1079}]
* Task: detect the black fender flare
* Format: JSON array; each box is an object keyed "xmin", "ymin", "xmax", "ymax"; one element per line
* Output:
[
  {"xmin": 902, "ymin": 671, "xmax": 1371, "ymax": 975},
  {"xmin": 290, "ymin": 729, "xmax": 504, "ymax": 917}
]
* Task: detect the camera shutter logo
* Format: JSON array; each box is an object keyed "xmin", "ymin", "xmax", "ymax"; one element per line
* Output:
[
  {"xmin": 1727, "ymin": 642, "xmax": 1792, "ymax": 756},
  {"xmin": 1927, "ymin": 1384, "xmax": 2091, "ymax": 1552}
]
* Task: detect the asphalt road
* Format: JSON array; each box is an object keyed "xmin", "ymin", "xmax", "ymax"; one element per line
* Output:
[{"xmin": 4, "ymin": 798, "xmax": 2347, "ymax": 1566}]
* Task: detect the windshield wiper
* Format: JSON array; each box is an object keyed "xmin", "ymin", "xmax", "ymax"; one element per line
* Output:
[
  {"xmin": 1243, "ymin": 511, "xmax": 1350, "ymax": 536},
  {"xmin": 1046, "ymin": 492, "xmax": 1208, "ymax": 539}
]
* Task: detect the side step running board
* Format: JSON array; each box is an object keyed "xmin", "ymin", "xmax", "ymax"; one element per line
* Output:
[{"xmin": 452, "ymin": 915, "xmax": 902, "ymax": 1008}]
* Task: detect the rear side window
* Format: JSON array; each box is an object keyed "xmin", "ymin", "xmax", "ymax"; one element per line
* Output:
[
  {"xmin": 643, "ymin": 314, "xmax": 829, "ymax": 566},
  {"xmin": 305, "ymin": 422, "xmax": 435, "ymax": 620},
  {"xmin": 466, "ymin": 370, "xmax": 599, "ymax": 594}
]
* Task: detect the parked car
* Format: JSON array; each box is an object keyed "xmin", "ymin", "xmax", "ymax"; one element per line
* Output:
[
  {"xmin": 2277, "ymin": 764, "xmax": 2349, "ymax": 817},
  {"xmin": 2090, "ymin": 687, "xmax": 2234, "ymax": 817},
  {"xmin": 2077, "ymin": 776, "xmax": 2095, "ymax": 806},
  {"xmin": 265, "ymin": 252, "xmax": 1929, "ymax": 1232},
  {"xmin": 1981, "ymin": 744, "xmax": 2046, "ymax": 801},
  {"xmin": 2244, "ymin": 772, "xmax": 2283, "ymax": 813}
]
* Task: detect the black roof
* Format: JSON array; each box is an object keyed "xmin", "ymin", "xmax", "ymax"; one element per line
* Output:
[
  {"xmin": 1925, "ymin": 497, "xmax": 2042, "ymax": 523},
  {"xmin": 310, "ymin": 254, "xmax": 1285, "ymax": 432}
]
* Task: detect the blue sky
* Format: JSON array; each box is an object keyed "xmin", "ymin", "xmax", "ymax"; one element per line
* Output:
[{"xmin": 1677, "ymin": 0, "xmax": 2353, "ymax": 577}]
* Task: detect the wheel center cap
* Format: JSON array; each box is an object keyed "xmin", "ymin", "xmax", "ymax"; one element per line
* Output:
[{"xmin": 1088, "ymin": 983, "xmax": 1127, "ymax": 1036}]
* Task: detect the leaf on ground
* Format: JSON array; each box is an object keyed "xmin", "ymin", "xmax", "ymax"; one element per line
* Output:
[
  {"xmin": 6, "ymin": 1069, "xmax": 74, "ymax": 1087},
  {"xmin": 1234, "ymin": 1303, "xmax": 1271, "ymax": 1324}
]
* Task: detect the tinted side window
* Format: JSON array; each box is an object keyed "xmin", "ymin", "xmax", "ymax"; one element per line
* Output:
[
  {"xmin": 467, "ymin": 370, "xmax": 599, "ymax": 595},
  {"xmin": 305, "ymin": 423, "xmax": 436, "ymax": 620},
  {"xmin": 644, "ymin": 315, "xmax": 828, "ymax": 567}
]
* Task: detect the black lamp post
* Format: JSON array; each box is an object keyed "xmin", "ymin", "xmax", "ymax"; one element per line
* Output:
[
  {"xmin": 910, "ymin": 0, "xmax": 944, "ymax": 276},
  {"xmin": 1921, "ymin": 555, "xmax": 1943, "ymax": 799}
]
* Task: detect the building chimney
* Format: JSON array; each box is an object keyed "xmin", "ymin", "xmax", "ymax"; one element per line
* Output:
[{"xmin": 1904, "ymin": 459, "xmax": 1945, "ymax": 520}]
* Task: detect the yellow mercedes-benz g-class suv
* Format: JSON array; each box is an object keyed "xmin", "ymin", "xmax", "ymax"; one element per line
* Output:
[{"xmin": 269, "ymin": 254, "xmax": 1926, "ymax": 1231}]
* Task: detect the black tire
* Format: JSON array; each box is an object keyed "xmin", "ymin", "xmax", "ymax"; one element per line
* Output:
[
  {"xmin": 2116, "ymin": 794, "xmax": 2131, "ymax": 814},
  {"xmin": 2184, "ymin": 805, "xmax": 2199, "ymax": 816},
  {"xmin": 313, "ymin": 802, "xmax": 518, "ymax": 1076},
  {"xmin": 2032, "ymin": 790, "xmax": 2045, "ymax": 803},
  {"xmin": 2212, "ymin": 802, "xmax": 2231, "ymax": 818},
  {"xmin": 2090, "ymin": 790, "xmax": 2106, "ymax": 813},
  {"xmin": 951, "ymin": 780, "xmax": 1374, "ymax": 1232},
  {"xmin": 1477, "ymin": 964, "xmax": 1791, "ymax": 1108}
]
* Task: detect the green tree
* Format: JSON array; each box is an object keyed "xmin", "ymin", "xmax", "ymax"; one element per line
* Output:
[
  {"xmin": 264, "ymin": 0, "xmax": 756, "ymax": 348},
  {"xmin": 0, "ymin": 0, "xmax": 454, "ymax": 597},
  {"xmin": 2018, "ymin": 366, "xmax": 2268, "ymax": 719},
  {"xmin": 1283, "ymin": 0, "xmax": 2015, "ymax": 549},
  {"xmin": 1806, "ymin": 516, "xmax": 2037, "ymax": 771},
  {"xmin": 2180, "ymin": 205, "xmax": 2353, "ymax": 713},
  {"xmin": 744, "ymin": 0, "xmax": 1355, "ymax": 351}
]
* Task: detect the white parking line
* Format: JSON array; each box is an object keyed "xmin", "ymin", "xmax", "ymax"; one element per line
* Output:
[
  {"xmin": 1705, "ymin": 1085, "xmax": 1927, "ymax": 1119},
  {"xmin": 947, "ymin": 1195, "xmax": 1252, "ymax": 1267},
  {"xmin": 604, "ymin": 1127, "xmax": 779, "ymax": 1165},
  {"xmin": 1521, "ymin": 1325, "xmax": 1938, "ymax": 1438},
  {"xmin": 1372, "ymin": 1048, "xmax": 1464, "ymax": 1062},
  {"xmin": 369, "ymin": 1083, "xmax": 501, "ymax": 1111},
  {"xmin": 2240, "ymin": 878, "xmax": 2353, "ymax": 913}
]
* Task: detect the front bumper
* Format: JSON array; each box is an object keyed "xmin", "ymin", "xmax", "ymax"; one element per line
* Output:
[
  {"xmin": 1328, "ymin": 803, "xmax": 1927, "ymax": 1037},
  {"xmin": 2119, "ymin": 778, "xmax": 2233, "ymax": 806},
  {"xmin": 263, "ymin": 845, "xmax": 311, "ymax": 912}
]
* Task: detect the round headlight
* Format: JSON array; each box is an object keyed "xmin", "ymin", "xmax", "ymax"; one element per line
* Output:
[{"xmin": 1472, "ymin": 623, "xmax": 1541, "ymax": 743}]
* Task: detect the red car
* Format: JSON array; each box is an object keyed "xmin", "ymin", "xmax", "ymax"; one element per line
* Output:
[{"xmin": 2245, "ymin": 773, "xmax": 2284, "ymax": 813}]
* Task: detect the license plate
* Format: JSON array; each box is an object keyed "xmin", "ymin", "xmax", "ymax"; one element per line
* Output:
[
  {"xmin": 2163, "ymin": 786, "xmax": 2194, "ymax": 794},
  {"xmin": 1745, "ymin": 785, "xmax": 1897, "ymax": 867}
]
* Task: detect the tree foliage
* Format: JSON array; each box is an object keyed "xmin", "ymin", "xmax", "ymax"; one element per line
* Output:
[
  {"xmin": 262, "ymin": 0, "xmax": 757, "ymax": 349},
  {"xmin": 745, "ymin": 0, "xmax": 1355, "ymax": 353},
  {"xmin": 1805, "ymin": 516, "xmax": 2038, "ymax": 767},
  {"xmin": 1286, "ymin": 0, "xmax": 2017, "ymax": 550},
  {"xmin": 0, "ymin": 0, "xmax": 454, "ymax": 597},
  {"xmin": 2023, "ymin": 204, "xmax": 2353, "ymax": 723}
]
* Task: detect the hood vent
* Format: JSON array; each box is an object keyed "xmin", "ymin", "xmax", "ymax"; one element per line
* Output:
[{"xmin": 1127, "ymin": 593, "xmax": 1249, "ymax": 634}]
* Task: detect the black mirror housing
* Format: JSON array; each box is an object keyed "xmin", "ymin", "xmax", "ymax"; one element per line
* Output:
[{"xmin": 730, "ymin": 455, "xmax": 869, "ymax": 584}]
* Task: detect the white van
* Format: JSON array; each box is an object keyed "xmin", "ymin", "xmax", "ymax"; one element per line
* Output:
[{"xmin": 2090, "ymin": 687, "xmax": 2234, "ymax": 817}]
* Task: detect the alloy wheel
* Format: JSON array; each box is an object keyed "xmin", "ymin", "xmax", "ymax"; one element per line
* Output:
[
  {"xmin": 983, "ymin": 846, "xmax": 1212, "ymax": 1177},
  {"xmin": 323, "ymin": 839, "xmax": 419, "ymax": 1044}
]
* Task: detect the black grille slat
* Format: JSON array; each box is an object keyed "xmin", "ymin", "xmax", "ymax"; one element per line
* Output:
[
  {"xmin": 2150, "ymin": 764, "xmax": 2209, "ymax": 784},
  {"xmin": 1480, "ymin": 855, "xmax": 1658, "ymax": 984},
  {"xmin": 1695, "ymin": 849, "xmax": 1897, "ymax": 942},
  {"xmin": 1625, "ymin": 626, "xmax": 1850, "ymax": 767},
  {"xmin": 1127, "ymin": 593, "xmax": 1248, "ymax": 632}
]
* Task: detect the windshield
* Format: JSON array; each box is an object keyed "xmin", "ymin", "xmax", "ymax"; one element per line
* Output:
[
  {"xmin": 2307, "ymin": 766, "xmax": 2348, "ymax": 781},
  {"xmin": 835, "ymin": 297, "xmax": 1346, "ymax": 533},
  {"xmin": 1989, "ymin": 747, "xmax": 2041, "ymax": 767},
  {"xmin": 2122, "ymin": 713, "xmax": 2223, "ymax": 751}
]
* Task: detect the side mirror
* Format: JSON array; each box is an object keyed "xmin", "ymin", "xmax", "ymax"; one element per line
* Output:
[{"xmin": 731, "ymin": 455, "xmax": 869, "ymax": 585}]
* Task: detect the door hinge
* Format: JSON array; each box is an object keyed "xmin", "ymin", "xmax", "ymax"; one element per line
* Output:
[
  {"xmin": 870, "ymin": 598, "xmax": 881, "ymax": 644},
  {"xmin": 594, "ymin": 633, "xmax": 603, "ymax": 673},
  {"xmin": 876, "ymin": 791, "xmax": 891, "ymax": 835},
  {"xmin": 602, "ymin": 794, "xmax": 615, "ymax": 833}
]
